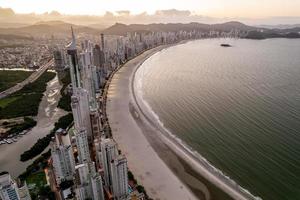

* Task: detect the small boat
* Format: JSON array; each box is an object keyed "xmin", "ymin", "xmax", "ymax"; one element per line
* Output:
[
  {"xmin": 221, "ymin": 44, "xmax": 232, "ymax": 47},
  {"xmin": 12, "ymin": 138, "xmax": 18, "ymax": 142}
]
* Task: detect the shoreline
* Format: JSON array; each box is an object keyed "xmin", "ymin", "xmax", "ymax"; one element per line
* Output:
[{"xmin": 106, "ymin": 43, "xmax": 256, "ymax": 199}]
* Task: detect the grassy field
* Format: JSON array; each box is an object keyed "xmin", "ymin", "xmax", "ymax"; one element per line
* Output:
[
  {"xmin": 0, "ymin": 70, "xmax": 33, "ymax": 92},
  {"xmin": 0, "ymin": 71, "xmax": 56, "ymax": 119},
  {"xmin": 0, "ymin": 96, "xmax": 20, "ymax": 107},
  {"xmin": 25, "ymin": 171, "xmax": 47, "ymax": 188}
]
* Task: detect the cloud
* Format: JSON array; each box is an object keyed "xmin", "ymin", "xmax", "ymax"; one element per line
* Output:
[
  {"xmin": 116, "ymin": 10, "xmax": 131, "ymax": 16},
  {"xmin": 0, "ymin": 7, "xmax": 299, "ymax": 27},
  {"xmin": 155, "ymin": 9, "xmax": 191, "ymax": 16}
]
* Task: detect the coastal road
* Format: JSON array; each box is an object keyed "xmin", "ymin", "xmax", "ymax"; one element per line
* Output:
[{"xmin": 0, "ymin": 59, "xmax": 54, "ymax": 99}]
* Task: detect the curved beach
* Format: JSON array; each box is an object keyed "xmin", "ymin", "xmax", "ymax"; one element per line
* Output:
[{"xmin": 106, "ymin": 44, "xmax": 256, "ymax": 200}]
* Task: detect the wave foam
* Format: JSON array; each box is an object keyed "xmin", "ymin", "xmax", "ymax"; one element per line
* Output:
[{"xmin": 133, "ymin": 54, "xmax": 262, "ymax": 200}]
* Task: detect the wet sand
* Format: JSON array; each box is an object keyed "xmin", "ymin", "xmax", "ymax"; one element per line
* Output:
[{"xmin": 106, "ymin": 43, "xmax": 258, "ymax": 200}]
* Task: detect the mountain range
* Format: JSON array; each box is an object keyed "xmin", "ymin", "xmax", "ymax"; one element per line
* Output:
[{"xmin": 0, "ymin": 20, "xmax": 299, "ymax": 39}]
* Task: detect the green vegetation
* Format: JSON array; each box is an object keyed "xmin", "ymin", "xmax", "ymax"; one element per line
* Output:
[
  {"xmin": 0, "ymin": 70, "xmax": 33, "ymax": 92},
  {"xmin": 57, "ymin": 72, "xmax": 71, "ymax": 111},
  {"xmin": 6, "ymin": 117, "xmax": 36, "ymax": 135},
  {"xmin": 19, "ymin": 150, "xmax": 51, "ymax": 180},
  {"xmin": 20, "ymin": 113, "xmax": 73, "ymax": 162},
  {"xmin": 25, "ymin": 171, "xmax": 47, "ymax": 188},
  {"xmin": 19, "ymin": 150, "xmax": 55, "ymax": 200},
  {"xmin": 31, "ymin": 186, "xmax": 55, "ymax": 200},
  {"xmin": 245, "ymin": 30, "xmax": 300, "ymax": 39},
  {"xmin": 0, "ymin": 96, "xmax": 20, "ymax": 108},
  {"xmin": 128, "ymin": 170, "xmax": 149, "ymax": 199},
  {"xmin": 0, "ymin": 71, "xmax": 56, "ymax": 119}
]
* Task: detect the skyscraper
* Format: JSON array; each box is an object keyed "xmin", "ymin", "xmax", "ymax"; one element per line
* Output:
[
  {"xmin": 91, "ymin": 173, "xmax": 105, "ymax": 200},
  {"xmin": 0, "ymin": 172, "xmax": 21, "ymax": 200},
  {"xmin": 50, "ymin": 129, "xmax": 75, "ymax": 185},
  {"xmin": 111, "ymin": 155, "xmax": 129, "ymax": 200},
  {"xmin": 100, "ymin": 138, "xmax": 118, "ymax": 188},
  {"xmin": 67, "ymin": 27, "xmax": 81, "ymax": 91},
  {"xmin": 71, "ymin": 88, "xmax": 93, "ymax": 141},
  {"xmin": 53, "ymin": 49, "xmax": 65, "ymax": 72},
  {"xmin": 17, "ymin": 182, "xmax": 31, "ymax": 200},
  {"xmin": 75, "ymin": 163, "xmax": 92, "ymax": 200},
  {"xmin": 74, "ymin": 129, "xmax": 91, "ymax": 163}
]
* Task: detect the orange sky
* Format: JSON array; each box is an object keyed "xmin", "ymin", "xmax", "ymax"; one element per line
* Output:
[{"xmin": 0, "ymin": 0, "xmax": 300, "ymax": 18}]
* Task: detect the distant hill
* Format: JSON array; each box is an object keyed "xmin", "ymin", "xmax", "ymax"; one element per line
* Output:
[
  {"xmin": 103, "ymin": 21, "xmax": 300, "ymax": 39},
  {"xmin": 259, "ymin": 24, "xmax": 300, "ymax": 29},
  {"xmin": 103, "ymin": 21, "xmax": 259, "ymax": 35},
  {"xmin": 0, "ymin": 20, "xmax": 100, "ymax": 37},
  {"xmin": 0, "ymin": 20, "xmax": 299, "ymax": 39},
  {"xmin": 0, "ymin": 34, "xmax": 33, "ymax": 40},
  {"xmin": 0, "ymin": 22, "xmax": 29, "ymax": 28}
]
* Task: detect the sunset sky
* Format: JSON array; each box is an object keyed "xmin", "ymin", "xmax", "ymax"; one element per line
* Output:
[{"xmin": 0, "ymin": 0, "xmax": 299, "ymax": 18}]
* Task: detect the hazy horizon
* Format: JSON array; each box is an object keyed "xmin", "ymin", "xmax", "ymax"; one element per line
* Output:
[{"xmin": 1, "ymin": 0, "xmax": 300, "ymax": 27}]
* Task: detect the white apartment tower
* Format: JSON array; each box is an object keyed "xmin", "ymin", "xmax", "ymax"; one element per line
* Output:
[
  {"xmin": 111, "ymin": 155, "xmax": 129, "ymax": 200},
  {"xmin": 71, "ymin": 88, "xmax": 93, "ymax": 142},
  {"xmin": 17, "ymin": 182, "xmax": 31, "ymax": 200},
  {"xmin": 75, "ymin": 163, "xmax": 92, "ymax": 200},
  {"xmin": 0, "ymin": 172, "xmax": 20, "ymax": 200},
  {"xmin": 100, "ymin": 138, "xmax": 118, "ymax": 188},
  {"xmin": 50, "ymin": 129, "xmax": 75, "ymax": 185},
  {"xmin": 74, "ymin": 129, "xmax": 91, "ymax": 163},
  {"xmin": 91, "ymin": 173, "xmax": 105, "ymax": 200}
]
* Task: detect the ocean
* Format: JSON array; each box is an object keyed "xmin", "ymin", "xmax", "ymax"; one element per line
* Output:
[{"xmin": 135, "ymin": 38, "xmax": 300, "ymax": 200}]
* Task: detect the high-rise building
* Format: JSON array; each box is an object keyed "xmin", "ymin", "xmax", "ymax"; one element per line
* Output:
[
  {"xmin": 71, "ymin": 88, "xmax": 93, "ymax": 141},
  {"xmin": 90, "ymin": 109, "xmax": 102, "ymax": 139},
  {"xmin": 74, "ymin": 162, "xmax": 98, "ymax": 200},
  {"xmin": 74, "ymin": 129, "xmax": 91, "ymax": 163},
  {"xmin": 93, "ymin": 44, "xmax": 106, "ymax": 88},
  {"xmin": 50, "ymin": 129, "xmax": 75, "ymax": 185},
  {"xmin": 80, "ymin": 50, "xmax": 99, "ymax": 108},
  {"xmin": 100, "ymin": 34, "xmax": 105, "ymax": 52},
  {"xmin": 53, "ymin": 49, "xmax": 65, "ymax": 72},
  {"xmin": 75, "ymin": 163, "xmax": 92, "ymax": 200},
  {"xmin": 67, "ymin": 27, "xmax": 81, "ymax": 91},
  {"xmin": 94, "ymin": 138, "xmax": 103, "ymax": 170},
  {"xmin": 17, "ymin": 182, "xmax": 31, "ymax": 200},
  {"xmin": 0, "ymin": 172, "xmax": 21, "ymax": 200},
  {"xmin": 111, "ymin": 155, "xmax": 129, "ymax": 200},
  {"xmin": 91, "ymin": 173, "xmax": 105, "ymax": 200},
  {"xmin": 100, "ymin": 139, "xmax": 118, "ymax": 188},
  {"xmin": 75, "ymin": 185, "xmax": 89, "ymax": 200}
]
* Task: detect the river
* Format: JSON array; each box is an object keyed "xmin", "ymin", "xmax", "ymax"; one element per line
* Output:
[{"xmin": 0, "ymin": 74, "xmax": 67, "ymax": 178}]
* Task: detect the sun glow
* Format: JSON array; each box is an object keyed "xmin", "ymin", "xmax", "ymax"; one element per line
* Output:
[{"xmin": 0, "ymin": 0, "xmax": 299, "ymax": 18}]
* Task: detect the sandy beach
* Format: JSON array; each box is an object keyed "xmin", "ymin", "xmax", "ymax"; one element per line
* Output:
[{"xmin": 106, "ymin": 44, "xmax": 257, "ymax": 200}]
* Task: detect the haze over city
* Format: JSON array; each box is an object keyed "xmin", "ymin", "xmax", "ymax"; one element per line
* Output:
[
  {"xmin": 1, "ymin": 0, "xmax": 300, "ymax": 25},
  {"xmin": 0, "ymin": 1, "xmax": 300, "ymax": 200}
]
